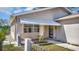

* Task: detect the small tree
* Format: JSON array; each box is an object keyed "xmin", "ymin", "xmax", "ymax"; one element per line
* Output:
[
  {"xmin": 0, "ymin": 26, "xmax": 8, "ymax": 51},
  {"xmin": 0, "ymin": 31, "xmax": 5, "ymax": 50}
]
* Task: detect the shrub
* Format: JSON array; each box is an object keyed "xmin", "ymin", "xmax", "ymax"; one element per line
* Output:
[
  {"xmin": 39, "ymin": 43, "xmax": 52, "ymax": 46},
  {"xmin": 3, "ymin": 44, "xmax": 15, "ymax": 51},
  {"xmin": 38, "ymin": 35, "xmax": 46, "ymax": 43},
  {"xmin": 0, "ymin": 31, "xmax": 5, "ymax": 41}
]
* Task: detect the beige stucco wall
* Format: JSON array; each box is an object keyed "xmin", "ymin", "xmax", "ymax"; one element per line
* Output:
[
  {"xmin": 21, "ymin": 33, "xmax": 39, "ymax": 39},
  {"xmin": 44, "ymin": 26, "xmax": 49, "ymax": 38},
  {"xmin": 10, "ymin": 24, "xmax": 16, "ymax": 41},
  {"xmin": 19, "ymin": 25, "xmax": 49, "ymax": 39},
  {"xmin": 39, "ymin": 25, "xmax": 49, "ymax": 38},
  {"xmin": 16, "ymin": 23, "xmax": 39, "ymax": 39},
  {"xmin": 16, "ymin": 23, "xmax": 23, "ymax": 34},
  {"xmin": 58, "ymin": 18, "xmax": 79, "ymax": 45}
]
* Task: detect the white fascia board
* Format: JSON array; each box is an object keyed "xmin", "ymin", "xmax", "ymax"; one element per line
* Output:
[{"xmin": 12, "ymin": 7, "xmax": 55, "ymax": 16}]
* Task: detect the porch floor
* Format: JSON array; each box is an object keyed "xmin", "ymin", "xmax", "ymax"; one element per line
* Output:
[{"xmin": 47, "ymin": 40, "xmax": 79, "ymax": 51}]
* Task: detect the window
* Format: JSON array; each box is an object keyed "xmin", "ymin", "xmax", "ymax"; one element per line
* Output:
[
  {"xmin": 34, "ymin": 25, "xmax": 39, "ymax": 32},
  {"xmin": 24, "ymin": 28, "xmax": 28, "ymax": 33},
  {"xmin": 24, "ymin": 24, "xmax": 32, "ymax": 33},
  {"xmin": 24, "ymin": 24, "xmax": 39, "ymax": 33}
]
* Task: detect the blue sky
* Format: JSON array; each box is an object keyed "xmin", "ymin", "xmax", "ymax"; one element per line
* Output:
[
  {"xmin": 0, "ymin": 7, "xmax": 79, "ymax": 20},
  {"xmin": 0, "ymin": 7, "xmax": 35, "ymax": 20}
]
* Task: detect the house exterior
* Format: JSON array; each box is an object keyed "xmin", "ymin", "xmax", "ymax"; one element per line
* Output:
[{"xmin": 10, "ymin": 7, "xmax": 79, "ymax": 46}]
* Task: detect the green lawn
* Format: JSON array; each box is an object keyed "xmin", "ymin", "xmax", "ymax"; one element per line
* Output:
[
  {"xmin": 32, "ymin": 44, "xmax": 73, "ymax": 51},
  {"xmin": 41, "ymin": 44, "xmax": 72, "ymax": 51},
  {"xmin": 3, "ymin": 44, "xmax": 24, "ymax": 51}
]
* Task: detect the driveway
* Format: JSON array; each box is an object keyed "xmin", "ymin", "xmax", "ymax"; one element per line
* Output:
[{"xmin": 47, "ymin": 40, "xmax": 79, "ymax": 51}]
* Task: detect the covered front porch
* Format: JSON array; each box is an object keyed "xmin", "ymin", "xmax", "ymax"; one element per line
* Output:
[
  {"xmin": 15, "ymin": 19, "xmax": 63, "ymax": 46},
  {"xmin": 19, "ymin": 19, "xmax": 61, "ymax": 40},
  {"xmin": 21, "ymin": 25, "xmax": 60, "ymax": 39}
]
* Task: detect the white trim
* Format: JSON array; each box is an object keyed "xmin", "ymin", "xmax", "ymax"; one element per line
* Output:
[
  {"xmin": 12, "ymin": 7, "xmax": 71, "ymax": 16},
  {"xmin": 13, "ymin": 8, "xmax": 55, "ymax": 16}
]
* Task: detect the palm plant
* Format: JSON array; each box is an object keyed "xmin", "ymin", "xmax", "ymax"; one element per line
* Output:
[
  {"xmin": 0, "ymin": 31, "xmax": 6, "ymax": 50},
  {"xmin": 0, "ymin": 26, "xmax": 9, "ymax": 51},
  {"xmin": 38, "ymin": 35, "xmax": 46, "ymax": 43}
]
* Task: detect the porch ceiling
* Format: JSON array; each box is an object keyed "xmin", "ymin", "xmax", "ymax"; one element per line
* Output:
[{"xmin": 20, "ymin": 19, "xmax": 61, "ymax": 26}]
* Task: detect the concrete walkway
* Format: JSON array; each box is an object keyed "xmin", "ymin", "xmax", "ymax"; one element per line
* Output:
[
  {"xmin": 3, "ymin": 35, "xmax": 17, "ymax": 45},
  {"xmin": 47, "ymin": 40, "xmax": 79, "ymax": 51}
]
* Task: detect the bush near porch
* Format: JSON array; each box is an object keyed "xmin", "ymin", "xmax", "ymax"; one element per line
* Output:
[{"xmin": 32, "ymin": 35, "xmax": 48, "ymax": 44}]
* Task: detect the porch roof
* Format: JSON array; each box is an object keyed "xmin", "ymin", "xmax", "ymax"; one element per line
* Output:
[
  {"xmin": 56, "ymin": 14, "xmax": 79, "ymax": 21},
  {"xmin": 20, "ymin": 19, "xmax": 61, "ymax": 26}
]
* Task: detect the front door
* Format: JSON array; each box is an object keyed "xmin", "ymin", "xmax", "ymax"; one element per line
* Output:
[{"xmin": 49, "ymin": 26, "xmax": 53, "ymax": 38}]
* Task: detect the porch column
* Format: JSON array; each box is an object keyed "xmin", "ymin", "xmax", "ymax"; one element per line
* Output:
[
  {"xmin": 53, "ymin": 26, "xmax": 56, "ymax": 39},
  {"xmin": 39, "ymin": 25, "xmax": 44, "ymax": 36},
  {"xmin": 15, "ymin": 23, "xmax": 19, "ymax": 46},
  {"xmin": 15, "ymin": 23, "xmax": 22, "ymax": 46}
]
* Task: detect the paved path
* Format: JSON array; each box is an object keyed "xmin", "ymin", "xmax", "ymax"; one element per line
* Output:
[
  {"xmin": 3, "ymin": 35, "xmax": 16, "ymax": 45},
  {"xmin": 47, "ymin": 40, "xmax": 79, "ymax": 51}
]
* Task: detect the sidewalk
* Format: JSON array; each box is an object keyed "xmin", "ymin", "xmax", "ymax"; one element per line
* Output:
[
  {"xmin": 47, "ymin": 40, "xmax": 79, "ymax": 51},
  {"xmin": 3, "ymin": 35, "xmax": 17, "ymax": 45}
]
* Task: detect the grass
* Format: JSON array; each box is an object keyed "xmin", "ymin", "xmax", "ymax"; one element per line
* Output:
[
  {"xmin": 41, "ymin": 44, "xmax": 72, "ymax": 51},
  {"xmin": 32, "ymin": 43, "xmax": 72, "ymax": 51},
  {"xmin": 3, "ymin": 44, "xmax": 24, "ymax": 51}
]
